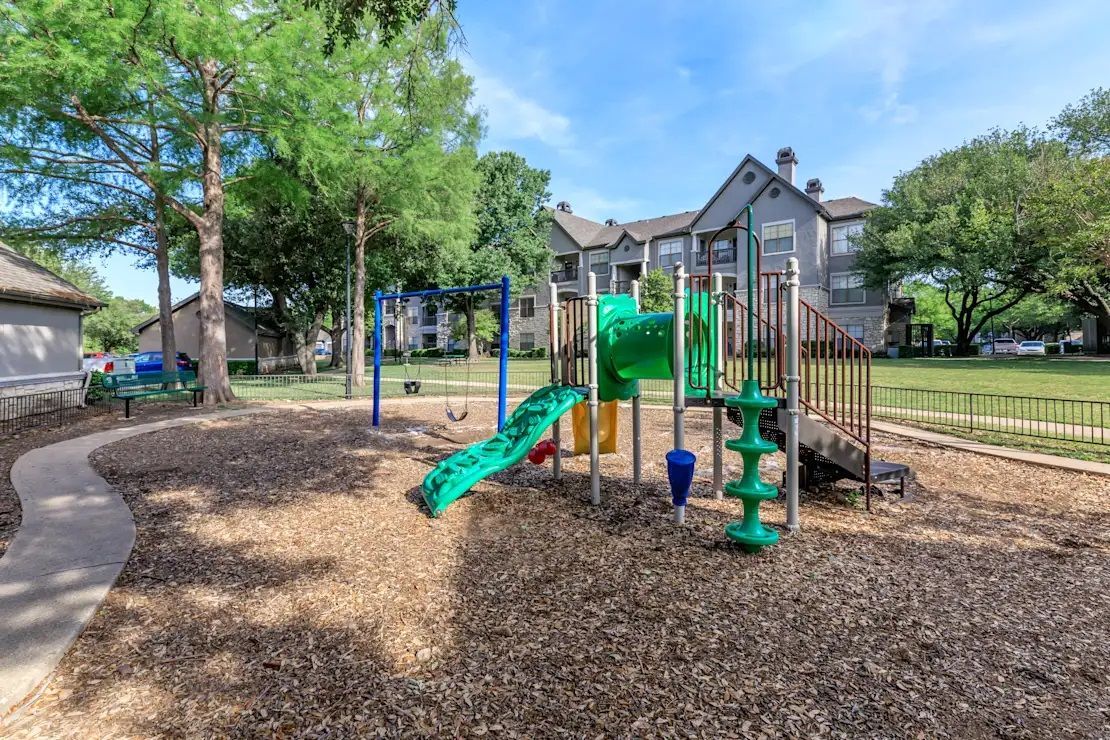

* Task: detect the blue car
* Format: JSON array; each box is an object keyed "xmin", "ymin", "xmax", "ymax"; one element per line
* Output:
[{"xmin": 132, "ymin": 351, "xmax": 192, "ymax": 374}]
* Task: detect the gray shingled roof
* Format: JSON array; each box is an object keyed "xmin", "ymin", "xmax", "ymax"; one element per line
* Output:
[
  {"xmin": 0, "ymin": 241, "xmax": 104, "ymax": 310},
  {"xmin": 133, "ymin": 291, "xmax": 283, "ymax": 337},
  {"xmin": 551, "ymin": 207, "xmax": 698, "ymax": 248},
  {"xmin": 823, "ymin": 196, "xmax": 877, "ymax": 220}
]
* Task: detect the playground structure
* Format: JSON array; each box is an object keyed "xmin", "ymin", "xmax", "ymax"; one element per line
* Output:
[
  {"xmin": 371, "ymin": 277, "xmax": 511, "ymax": 431},
  {"xmin": 420, "ymin": 205, "xmax": 908, "ymax": 551}
]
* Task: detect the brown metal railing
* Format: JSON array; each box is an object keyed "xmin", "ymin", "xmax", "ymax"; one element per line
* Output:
[
  {"xmin": 797, "ymin": 298, "xmax": 871, "ymax": 447},
  {"xmin": 561, "ymin": 296, "xmax": 590, "ymax": 387}
]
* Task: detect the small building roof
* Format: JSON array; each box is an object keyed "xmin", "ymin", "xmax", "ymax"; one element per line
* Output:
[
  {"xmin": 823, "ymin": 196, "xmax": 877, "ymax": 220},
  {"xmin": 0, "ymin": 241, "xmax": 104, "ymax": 311},
  {"xmin": 133, "ymin": 291, "xmax": 284, "ymax": 337}
]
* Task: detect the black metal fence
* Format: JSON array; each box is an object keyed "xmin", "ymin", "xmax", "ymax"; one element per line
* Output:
[
  {"xmin": 872, "ymin": 386, "xmax": 1108, "ymax": 447},
  {"xmin": 0, "ymin": 384, "xmax": 111, "ymax": 435}
]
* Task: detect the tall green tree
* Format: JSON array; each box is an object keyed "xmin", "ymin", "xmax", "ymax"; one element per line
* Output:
[
  {"xmin": 854, "ymin": 129, "xmax": 1061, "ymax": 354},
  {"xmin": 638, "ymin": 268, "xmax": 673, "ymax": 314},
  {"xmin": 85, "ymin": 297, "xmax": 155, "ymax": 354},
  {"xmin": 438, "ymin": 151, "xmax": 552, "ymax": 356},
  {"xmin": 324, "ymin": 20, "xmax": 479, "ymax": 383},
  {"xmin": 0, "ymin": 1, "xmax": 406, "ymax": 402},
  {"xmin": 1026, "ymin": 88, "xmax": 1110, "ymax": 331}
]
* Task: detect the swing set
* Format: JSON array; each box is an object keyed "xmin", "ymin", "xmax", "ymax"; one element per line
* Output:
[{"xmin": 372, "ymin": 276, "xmax": 510, "ymax": 431}]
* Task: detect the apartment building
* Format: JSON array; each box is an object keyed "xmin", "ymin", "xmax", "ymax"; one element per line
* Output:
[{"xmin": 383, "ymin": 147, "xmax": 912, "ymax": 354}]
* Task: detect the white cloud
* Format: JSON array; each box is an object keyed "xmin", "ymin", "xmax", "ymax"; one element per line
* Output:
[{"xmin": 470, "ymin": 67, "xmax": 573, "ymax": 150}]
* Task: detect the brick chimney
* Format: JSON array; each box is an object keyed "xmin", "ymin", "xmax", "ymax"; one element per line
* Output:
[
  {"xmin": 805, "ymin": 177, "xmax": 824, "ymax": 202},
  {"xmin": 775, "ymin": 147, "xmax": 797, "ymax": 185}
]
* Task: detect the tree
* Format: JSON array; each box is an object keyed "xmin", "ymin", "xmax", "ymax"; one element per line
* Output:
[
  {"xmin": 450, "ymin": 309, "xmax": 497, "ymax": 354},
  {"xmin": 307, "ymin": 0, "xmax": 456, "ymax": 53},
  {"xmin": 638, "ymin": 267, "xmax": 673, "ymax": 314},
  {"xmin": 332, "ymin": 23, "xmax": 480, "ymax": 381},
  {"xmin": 854, "ymin": 129, "xmax": 1061, "ymax": 354},
  {"xmin": 992, "ymin": 295, "xmax": 1078, "ymax": 341},
  {"xmin": 1054, "ymin": 87, "xmax": 1110, "ymax": 155},
  {"xmin": 1026, "ymin": 89, "xmax": 1110, "ymax": 333},
  {"xmin": 902, "ymin": 282, "xmax": 958, "ymax": 340},
  {"xmin": 438, "ymin": 152, "xmax": 552, "ymax": 356},
  {"xmin": 85, "ymin": 297, "xmax": 155, "ymax": 354},
  {"xmin": 0, "ymin": 1, "xmax": 387, "ymax": 403}
]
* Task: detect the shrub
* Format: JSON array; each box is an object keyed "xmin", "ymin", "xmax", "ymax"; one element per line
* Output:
[
  {"xmin": 227, "ymin": 360, "xmax": 256, "ymax": 375},
  {"xmin": 490, "ymin": 348, "xmax": 500, "ymax": 358}
]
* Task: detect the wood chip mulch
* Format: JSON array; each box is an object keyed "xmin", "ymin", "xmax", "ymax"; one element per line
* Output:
[{"xmin": 5, "ymin": 398, "xmax": 1109, "ymax": 738}]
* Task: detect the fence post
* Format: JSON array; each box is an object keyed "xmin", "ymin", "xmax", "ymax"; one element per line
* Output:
[{"xmin": 967, "ymin": 392, "xmax": 974, "ymax": 432}]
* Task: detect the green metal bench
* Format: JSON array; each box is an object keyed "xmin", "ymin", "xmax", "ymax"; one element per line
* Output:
[{"xmin": 101, "ymin": 371, "xmax": 207, "ymax": 419}]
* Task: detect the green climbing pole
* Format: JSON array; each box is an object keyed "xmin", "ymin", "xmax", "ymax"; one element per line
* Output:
[{"xmin": 723, "ymin": 204, "xmax": 779, "ymax": 553}]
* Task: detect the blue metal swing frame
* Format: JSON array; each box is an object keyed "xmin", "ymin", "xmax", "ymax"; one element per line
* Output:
[{"xmin": 372, "ymin": 275, "xmax": 510, "ymax": 431}]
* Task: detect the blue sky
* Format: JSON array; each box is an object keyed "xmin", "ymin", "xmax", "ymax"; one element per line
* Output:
[{"xmin": 102, "ymin": 0, "xmax": 1110, "ymax": 303}]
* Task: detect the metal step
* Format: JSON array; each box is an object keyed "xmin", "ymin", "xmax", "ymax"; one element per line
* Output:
[{"xmin": 726, "ymin": 399, "xmax": 909, "ymax": 488}]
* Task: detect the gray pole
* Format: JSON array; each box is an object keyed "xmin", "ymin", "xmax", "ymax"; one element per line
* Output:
[
  {"xmin": 712, "ymin": 271, "xmax": 724, "ymax": 500},
  {"xmin": 587, "ymin": 271, "xmax": 601, "ymax": 505},
  {"xmin": 673, "ymin": 262, "xmax": 686, "ymax": 451},
  {"xmin": 785, "ymin": 257, "xmax": 801, "ymax": 532},
  {"xmin": 631, "ymin": 278, "xmax": 642, "ymax": 485},
  {"xmin": 549, "ymin": 281, "xmax": 562, "ymax": 481},
  {"xmin": 345, "ymin": 235, "xmax": 352, "ymax": 400}
]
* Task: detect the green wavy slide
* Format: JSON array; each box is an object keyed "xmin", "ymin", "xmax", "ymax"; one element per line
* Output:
[{"xmin": 422, "ymin": 384, "xmax": 586, "ymax": 517}]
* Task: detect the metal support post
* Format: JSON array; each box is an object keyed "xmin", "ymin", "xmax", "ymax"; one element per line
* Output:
[
  {"xmin": 372, "ymin": 290, "xmax": 382, "ymax": 427},
  {"xmin": 785, "ymin": 257, "xmax": 801, "ymax": 532},
  {"xmin": 587, "ymin": 272, "xmax": 601, "ymax": 505},
  {"xmin": 631, "ymin": 278, "xmax": 642, "ymax": 485},
  {"xmin": 497, "ymin": 276, "xmax": 510, "ymax": 431},
  {"xmin": 549, "ymin": 282, "xmax": 562, "ymax": 481},
  {"xmin": 673, "ymin": 263, "xmax": 686, "ymax": 451},
  {"xmin": 345, "ymin": 237, "xmax": 353, "ymax": 400},
  {"xmin": 712, "ymin": 271, "xmax": 724, "ymax": 500}
]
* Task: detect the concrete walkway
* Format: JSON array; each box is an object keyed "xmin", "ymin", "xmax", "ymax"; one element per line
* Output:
[
  {"xmin": 872, "ymin": 420, "xmax": 1110, "ymax": 477},
  {"xmin": 0, "ymin": 409, "xmax": 261, "ymax": 720}
]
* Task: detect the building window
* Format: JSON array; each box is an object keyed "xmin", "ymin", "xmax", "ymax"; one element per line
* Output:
[
  {"xmin": 658, "ymin": 239, "xmax": 682, "ymax": 268},
  {"xmin": 589, "ymin": 250, "xmax": 610, "ymax": 276},
  {"xmin": 421, "ymin": 333, "xmax": 437, "ymax": 349},
  {"xmin": 762, "ymin": 221, "xmax": 794, "ymax": 255},
  {"xmin": 831, "ymin": 273, "xmax": 866, "ymax": 305},
  {"xmin": 519, "ymin": 297, "xmax": 535, "ymax": 318},
  {"xmin": 519, "ymin": 332, "xmax": 535, "ymax": 350},
  {"xmin": 831, "ymin": 222, "xmax": 864, "ymax": 255},
  {"xmin": 845, "ymin": 324, "xmax": 864, "ymax": 341}
]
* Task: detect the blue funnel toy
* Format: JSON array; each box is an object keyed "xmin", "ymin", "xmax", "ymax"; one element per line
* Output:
[{"xmin": 666, "ymin": 449, "xmax": 696, "ymax": 524}]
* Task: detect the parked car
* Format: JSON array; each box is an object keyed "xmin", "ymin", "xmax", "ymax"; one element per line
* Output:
[
  {"xmin": 931, "ymin": 339, "xmax": 952, "ymax": 347},
  {"xmin": 985, "ymin": 337, "xmax": 1019, "ymax": 355},
  {"xmin": 83, "ymin": 353, "xmax": 136, "ymax": 374},
  {"xmin": 1017, "ymin": 340, "xmax": 1047, "ymax": 356},
  {"xmin": 132, "ymin": 351, "xmax": 192, "ymax": 373}
]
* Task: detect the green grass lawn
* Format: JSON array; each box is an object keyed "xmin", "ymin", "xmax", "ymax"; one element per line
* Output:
[{"xmin": 869, "ymin": 357, "xmax": 1108, "ymax": 402}]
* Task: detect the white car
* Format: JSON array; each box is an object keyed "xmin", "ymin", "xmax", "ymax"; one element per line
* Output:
[
  {"xmin": 1017, "ymin": 340, "xmax": 1046, "ymax": 356},
  {"xmin": 988, "ymin": 337, "xmax": 1019, "ymax": 355}
]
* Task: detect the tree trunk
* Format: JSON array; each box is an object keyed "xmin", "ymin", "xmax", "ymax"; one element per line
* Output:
[
  {"xmin": 350, "ymin": 187, "xmax": 368, "ymax": 386},
  {"xmin": 149, "ymin": 120, "xmax": 176, "ymax": 369},
  {"xmin": 195, "ymin": 60, "xmax": 233, "ymax": 403},
  {"xmin": 328, "ymin": 306, "xmax": 344, "ymax": 369},
  {"xmin": 466, "ymin": 297, "xmax": 478, "ymax": 357},
  {"xmin": 154, "ymin": 199, "xmax": 176, "ymax": 368},
  {"xmin": 300, "ymin": 309, "xmax": 325, "ymax": 375}
]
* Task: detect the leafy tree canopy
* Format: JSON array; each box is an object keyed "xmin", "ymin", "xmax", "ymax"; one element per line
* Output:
[
  {"xmin": 854, "ymin": 128, "xmax": 1062, "ymax": 352},
  {"xmin": 638, "ymin": 268, "xmax": 672, "ymax": 314}
]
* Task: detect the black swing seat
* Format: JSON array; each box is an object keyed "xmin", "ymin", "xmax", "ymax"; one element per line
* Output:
[
  {"xmin": 446, "ymin": 408, "xmax": 468, "ymax": 422},
  {"xmin": 404, "ymin": 380, "xmax": 422, "ymax": 394}
]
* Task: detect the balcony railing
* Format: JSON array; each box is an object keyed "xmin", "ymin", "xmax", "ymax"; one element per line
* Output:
[
  {"xmin": 612, "ymin": 280, "xmax": 631, "ymax": 294},
  {"xmin": 694, "ymin": 247, "xmax": 737, "ymax": 266},
  {"xmin": 551, "ymin": 266, "xmax": 579, "ymax": 283}
]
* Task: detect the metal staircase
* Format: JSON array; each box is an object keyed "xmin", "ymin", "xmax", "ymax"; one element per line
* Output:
[{"xmin": 689, "ymin": 269, "xmax": 909, "ymax": 509}]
